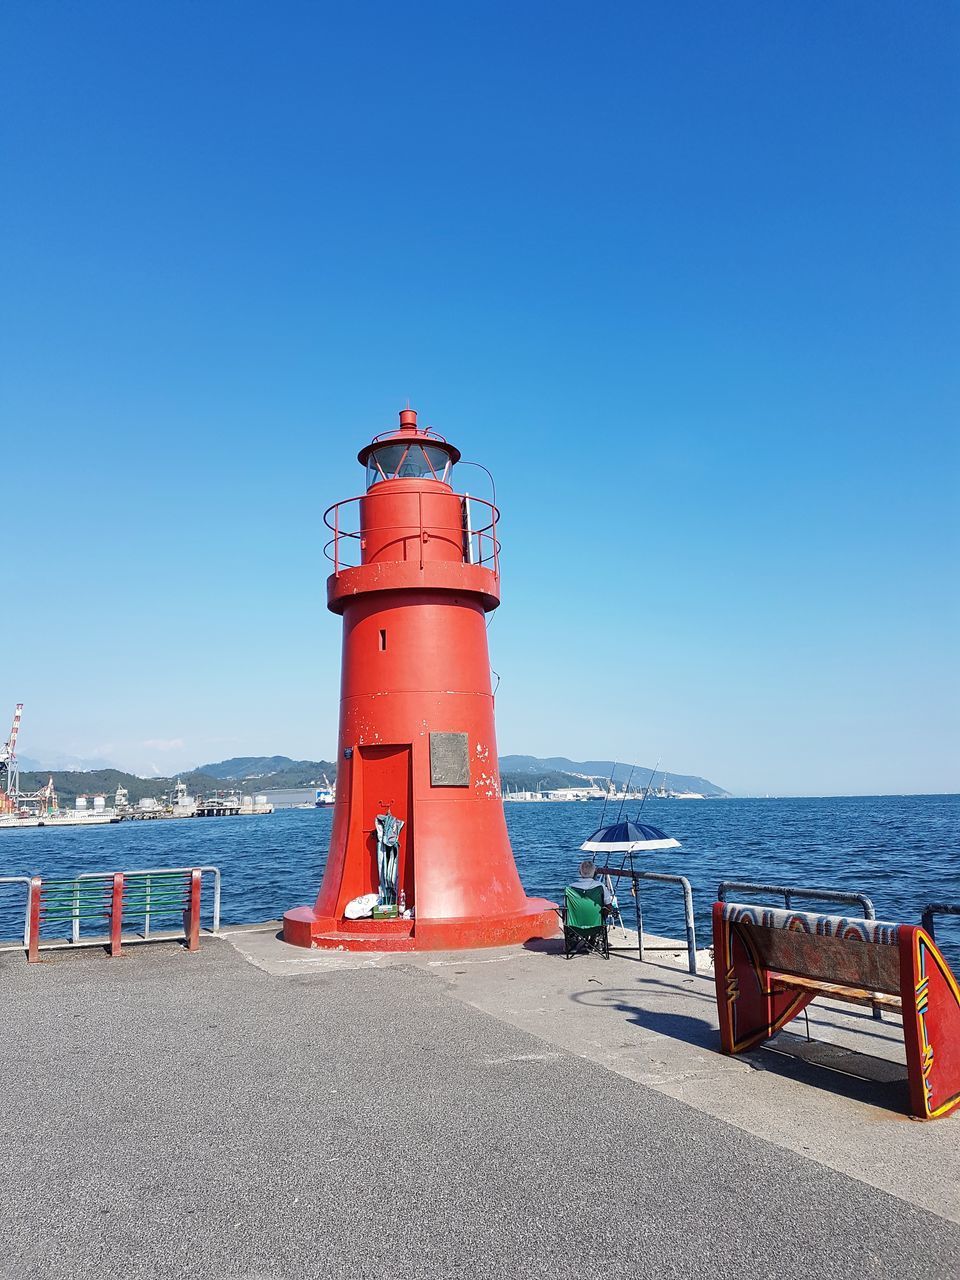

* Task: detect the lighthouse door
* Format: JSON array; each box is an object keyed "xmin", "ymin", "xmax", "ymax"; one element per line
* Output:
[{"xmin": 359, "ymin": 744, "xmax": 413, "ymax": 906}]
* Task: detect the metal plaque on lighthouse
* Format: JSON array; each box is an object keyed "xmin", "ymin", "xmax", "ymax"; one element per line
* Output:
[{"xmin": 429, "ymin": 732, "xmax": 470, "ymax": 787}]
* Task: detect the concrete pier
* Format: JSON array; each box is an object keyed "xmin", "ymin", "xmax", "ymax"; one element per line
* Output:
[{"xmin": 1, "ymin": 927, "xmax": 958, "ymax": 1278}]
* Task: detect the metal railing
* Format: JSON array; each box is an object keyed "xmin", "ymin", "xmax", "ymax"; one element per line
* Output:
[
  {"xmin": 921, "ymin": 902, "xmax": 960, "ymax": 942},
  {"xmin": 4, "ymin": 865, "xmax": 221, "ymax": 962},
  {"xmin": 323, "ymin": 493, "xmax": 501, "ymax": 578},
  {"xmin": 717, "ymin": 880, "xmax": 877, "ymax": 920},
  {"xmin": 597, "ymin": 866, "xmax": 699, "ymax": 975},
  {"xmin": 73, "ymin": 865, "xmax": 222, "ymax": 940},
  {"xmin": 717, "ymin": 879, "xmax": 882, "ymax": 1019},
  {"xmin": 0, "ymin": 875, "xmax": 34, "ymax": 948}
]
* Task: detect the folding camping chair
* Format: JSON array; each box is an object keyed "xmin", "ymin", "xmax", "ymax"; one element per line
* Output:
[{"xmin": 562, "ymin": 884, "xmax": 610, "ymax": 959}]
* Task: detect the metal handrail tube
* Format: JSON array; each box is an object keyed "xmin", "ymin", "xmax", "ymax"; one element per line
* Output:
[
  {"xmin": 324, "ymin": 527, "xmax": 503, "ymax": 570},
  {"xmin": 0, "ymin": 876, "xmax": 34, "ymax": 949},
  {"xmin": 921, "ymin": 902, "xmax": 960, "ymax": 941},
  {"xmin": 41, "ymin": 885, "xmax": 110, "ymax": 896},
  {"xmin": 22, "ymin": 865, "xmax": 221, "ymax": 961},
  {"xmin": 717, "ymin": 879, "xmax": 882, "ymax": 1020},
  {"xmin": 41, "ymin": 906, "xmax": 110, "ymax": 919},
  {"xmin": 40, "ymin": 879, "xmax": 111, "ymax": 940},
  {"xmin": 76, "ymin": 866, "xmax": 221, "ymax": 935},
  {"xmin": 121, "ymin": 885, "xmax": 187, "ymax": 897},
  {"xmin": 324, "ymin": 492, "xmax": 500, "ymax": 535},
  {"xmin": 635, "ymin": 872, "xmax": 697, "ymax": 976},
  {"xmin": 596, "ymin": 867, "xmax": 699, "ymax": 975},
  {"xmin": 323, "ymin": 493, "xmax": 501, "ymax": 575},
  {"xmin": 717, "ymin": 880, "xmax": 877, "ymax": 920},
  {"xmin": 120, "ymin": 893, "xmax": 188, "ymax": 906}
]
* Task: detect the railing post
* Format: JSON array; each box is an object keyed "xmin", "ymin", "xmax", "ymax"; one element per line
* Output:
[
  {"xmin": 72, "ymin": 880, "xmax": 80, "ymax": 945},
  {"xmin": 27, "ymin": 877, "xmax": 41, "ymax": 963},
  {"xmin": 921, "ymin": 904, "xmax": 960, "ymax": 942},
  {"xmin": 211, "ymin": 868, "xmax": 221, "ymax": 933},
  {"xmin": 144, "ymin": 874, "xmax": 151, "ymax": 939},
  {"xmin": 183, "ymin": 869, "xmax": 202, "ymax": 952},
  {"xmin": 680, "ymin": 876, "xmax": 697, "ymax": 975},
  {"xmin": 109, "ymin": 873, "xmax": 124, "ymax": 957},
  {"xmin": 21, "ymin": 881, "xmax": 31, "ymax": 950}
]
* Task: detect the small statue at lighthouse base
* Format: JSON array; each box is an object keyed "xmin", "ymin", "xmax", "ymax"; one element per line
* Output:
[
  {"xmin": 375, "ymin": 811, "xmax": 402, "ymax": 906},
  {"xmin": 283, "ymin": 408, "xmax": 558, "ymax": 952}
]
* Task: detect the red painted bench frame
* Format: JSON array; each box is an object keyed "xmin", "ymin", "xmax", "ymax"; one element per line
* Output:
[{"xmin": 713, "ymin": 901, "xmax": 960, "ymax": 1121}]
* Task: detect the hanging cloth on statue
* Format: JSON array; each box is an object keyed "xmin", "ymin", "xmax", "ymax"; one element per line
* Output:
[{"xmin": 375, "ymin": 811, "xmax": 404, "ymax": 905}]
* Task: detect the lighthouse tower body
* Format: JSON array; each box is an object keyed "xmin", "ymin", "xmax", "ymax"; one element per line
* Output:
[{"xmin": 283, "ymin": 410, "xmax": 557, "ymax": 951}]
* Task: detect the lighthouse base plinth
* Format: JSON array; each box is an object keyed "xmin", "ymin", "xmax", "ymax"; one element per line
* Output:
[{"xmin": 282, "ymin": 901, "xmax": 559, "ymax": 952}]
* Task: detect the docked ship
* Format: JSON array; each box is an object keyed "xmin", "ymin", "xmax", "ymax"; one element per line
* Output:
[{"xmin": 315, "ymin": 776, "xmax": 336, "ymax": 808}]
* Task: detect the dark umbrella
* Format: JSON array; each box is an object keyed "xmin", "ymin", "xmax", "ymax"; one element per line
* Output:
[{"xmin": 580, "ymin": 820, "xmax": 681, "ymax": 854}]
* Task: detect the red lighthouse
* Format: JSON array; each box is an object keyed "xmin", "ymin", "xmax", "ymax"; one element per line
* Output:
[{"xmin": 283, "ymin": 409, "xmax": 557, "ymax": 951}]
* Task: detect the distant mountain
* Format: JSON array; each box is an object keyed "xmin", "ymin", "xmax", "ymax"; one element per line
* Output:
[
  {"xmin": 186, "ymin": 756, "xmax": 337, "ymax": 790},
  {"xmin": 14, "ymin": 752, "xmax": 727, "ymax": 806},
  {"xmin": 16, "ymin": 756, "xmax": 337, "ymax": 806},
  {"xmin": 16, "ymin": 768, "xmax": 211, "ymax": 807},
  {"xmin": 499, "ymin": 755, "xmax": 729, "ymax": 797},
  {"xmin": 194, "ymin": 756, "xmax": 320, "ymax": 781},
  {"xmin": 19, "ymin": 752, "xmax": 121, "ymax": 772}
]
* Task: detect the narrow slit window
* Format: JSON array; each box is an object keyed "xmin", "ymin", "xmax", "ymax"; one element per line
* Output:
[{"xmin": 379, "ymin": 629, "xmax": 387, "ymax": 651}]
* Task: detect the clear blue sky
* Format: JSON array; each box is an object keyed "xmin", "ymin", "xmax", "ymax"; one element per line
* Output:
[{"xmin": 2, "ymin": 2, "xmax": 956, "ymax": 795}]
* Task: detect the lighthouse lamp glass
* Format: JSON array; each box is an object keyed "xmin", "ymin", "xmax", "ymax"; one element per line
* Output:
[{"xmin": 366, "ymin": 444, "xmax": 453, "ymax": 487}]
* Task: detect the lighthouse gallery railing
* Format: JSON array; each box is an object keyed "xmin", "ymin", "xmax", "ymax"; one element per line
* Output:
[{"xmin": 324, "ymin": 493, "xmax": 501, "ymax": 578}]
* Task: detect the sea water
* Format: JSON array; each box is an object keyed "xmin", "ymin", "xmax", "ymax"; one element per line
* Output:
[{"xmin": 1, "ymin": 794, "xmax": 958, "ymax": 965}]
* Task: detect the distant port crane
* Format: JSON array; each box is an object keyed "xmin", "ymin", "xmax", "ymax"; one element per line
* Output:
[{"xmin": 0, "ymin": 702, "xmax": 23, "ymax": 813}]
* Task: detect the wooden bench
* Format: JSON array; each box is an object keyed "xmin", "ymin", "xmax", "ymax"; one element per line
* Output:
[{"xmin": 712, "ymin": 901, "xmax": 960, "ymax": 1120}]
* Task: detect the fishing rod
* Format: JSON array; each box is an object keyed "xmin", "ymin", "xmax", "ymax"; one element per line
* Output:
[
  {"xmin": 615, "ymin": 764, "xmax": 636, "ymax": 823},
  {"xmin": 598, "ymin": 762, "xmax": 618, "ymax": 828},
  {"xmin": 636, "ymin": 756, "xmax": 662, "ymax": 820}
]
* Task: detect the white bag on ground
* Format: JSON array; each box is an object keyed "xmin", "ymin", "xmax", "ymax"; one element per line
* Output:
[{"xmin": 344, "ymin": 893, "xmax": 379, "ymax": 920}]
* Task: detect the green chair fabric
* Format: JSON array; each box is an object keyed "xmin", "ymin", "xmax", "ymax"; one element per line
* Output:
[
  {"xmin": 562, "ymin": 885, "xmax": 610, "ymax": 959},
  {"xmin": 565, "ymin": 884, "xmax": 604, "ymax": 928}
]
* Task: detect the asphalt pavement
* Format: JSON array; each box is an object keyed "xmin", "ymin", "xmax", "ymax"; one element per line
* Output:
[{"xmin": 2, "ymin": 937, "xmax": 958, "ymax": 1279}]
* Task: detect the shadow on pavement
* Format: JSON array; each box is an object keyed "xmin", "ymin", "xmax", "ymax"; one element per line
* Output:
[
  {"xmin": 570, "ymin": 985, "xmax": 718, "ymax": 1049},
  {"xmin": 569, "ymin": 982, "xmax": 913, "ymax": 1114},
  {"xmin": 749, "ymin": 1037, "xmax": 911, "ymax": 1114}
]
